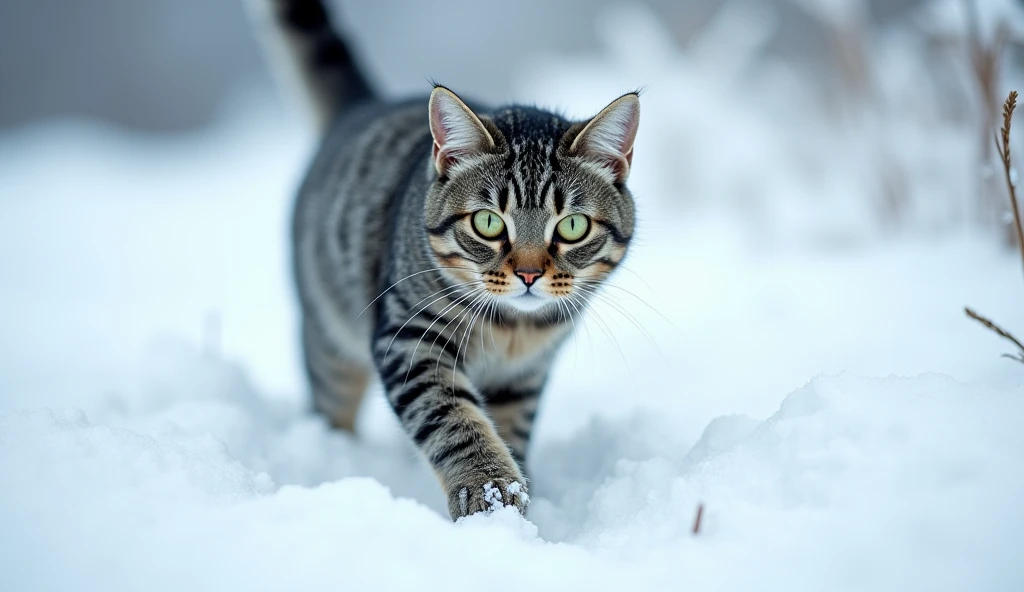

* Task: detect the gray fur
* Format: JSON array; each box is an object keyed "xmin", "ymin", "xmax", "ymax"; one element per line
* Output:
[{"xmin": 267, "ymin": 0, "xmax": 639, "ymax": 519}]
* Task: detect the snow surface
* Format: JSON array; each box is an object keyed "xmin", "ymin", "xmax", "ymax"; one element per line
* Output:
[{"xmin": 4, "ymin": 23, "xmax": 1024, "ymax": 589}]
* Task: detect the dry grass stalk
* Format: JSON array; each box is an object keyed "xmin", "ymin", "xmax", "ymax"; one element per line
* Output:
[
  {"xmin": 995, "ymin": 90, "xmax": 1024, "ymax": 262},
  {"xmin": 965, "ymin": 308, "xmax": 1024, "ymax": 363},
  {"xmin": 966, "ymin": 90, "xmax": 1024, "ymax": 365},
  {"xmin": 692, "ymin": 503, "xmax": 704, "ymax": 535}
]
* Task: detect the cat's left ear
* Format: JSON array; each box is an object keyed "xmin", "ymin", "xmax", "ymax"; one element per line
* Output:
[
  {"xmin": 570, "ymin": 93, "xmax": 640, "ymax": 183},
  {"xmin": 429, "ymin": 86, "xmax": 495, "ymax": 176}
]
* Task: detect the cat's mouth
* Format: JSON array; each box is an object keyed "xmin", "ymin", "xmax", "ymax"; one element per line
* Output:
[{"xmin": 503, "ymin": 291, "xmax": 551, "ymax": 313}]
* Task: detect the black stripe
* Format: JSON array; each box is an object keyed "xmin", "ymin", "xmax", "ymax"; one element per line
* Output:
[
  {"xmin": 378, "ymin": 355, "xmax": 405, "ymax": 382},
  {"xmin": 594, "ymin": 219, "xmax": 631, "ymax": 244},
  {"xmin": 398, "ymin": 359, "xmax": 437, "ymax": 386},
  {"xmin": 382, "ymin": 357, "xmax": 426, "ymax": 390},
  {"xmin": 391, "ymin": 381, "xmax": 434, "ymax": 418},
  {"xmin": 454, "ymin": 228, "xmax": 497, "ymax": 263},
  {"xmin": 553, "ymin": 186, "xmax": 565, "ymax": 214},
  {"xmin": 431, "ymin": 336, "xmax": 463, "ymax": 361},
  {"xmin": 497, "ymin": 186, "xmax": 509, "ymax": 212},
  {"xmin": 412, "ymin": 403, "xmax": 455, "ymax": 445},
  {"xmin": 512, "ymin": 176, "xmax": 526, "ymax": 208},
  {"xmin": 435, "ymin": 251, "xmax": 483, "ymax": 264},
  {"xmin": 429, "ymin": 437, "xmax": 476, "ymax": 466},
  {"xmin": 485, "ymin": 387, "xmax": 537, "ymax": 405},
  {"xmin": 387, "ymin": 289, "xmax": 416, "ymax": 316},
  {"xmin": 427, "ymin": 213, "xmax": 468, "ymax": 236},
  {"xmin": 512, "ymin": 426, "xmax": 532, "ymax": 441},
  {"xmin": 549, "ymin": 144, "xmax": 562, "ymax": 172},
  {"xmin": 313, "ymin": 37, "xmax": 349, "ymax": 70},
  {"xmin": 566, "ymin": 234, "xmax": 608, "ymax": 268},
  {"xmin": 539, "ymin": 177, "xmax": 554, "ymax": 209},
  {"xmin": 390, "ymin": 326, "xmax": 445, "ymax": 347},
  {"xmin": 280, "ymin": 0, "xmax": 330, "ymax": 32},
  {"xmin": 580, "ymin": 253, "xmax": 621, "ymax": 270},
  {"xmin": 449, "ymin": 387, "xmax": 480, "ymax": 407}
]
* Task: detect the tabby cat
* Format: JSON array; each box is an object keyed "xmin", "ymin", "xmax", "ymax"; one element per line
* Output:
[{"xmin": 260, "ymin": 0, "xmax": 640, "ymax": 519}]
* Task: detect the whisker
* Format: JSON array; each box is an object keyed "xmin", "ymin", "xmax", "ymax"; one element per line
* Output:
[
  {"xmin": 404, "ymin": 287, "xmax": 486, "ymax": 386},
  {"xmin": 557, "ymin": 298, "xmax": 580, "ymax": 378},
  {"xmin": 357, "ymin": 266, "xmax": 476, "ymax": 318},
  {"xmin": 611, "ymin": 264, "xmax": 660, "ymax": 296},
  {"xmin": 487, "ymin": 299, "xmax": 499, "ymax": 355},
  {"xmin": 380, "ymin": 281, "xmax": 478, "ymax": 365},
  {"xmin": 576, "ymin": 279, "xmax": 681, "ymax": 333},
  {"xmin": 563, "ymin": 293, "xmax": 596, "ymax": 372},
  {"xmin": 452, "ymin": 294, "xmax": 491, "ymax": 390},
  {"xmin": 430, "ymin": 290, "xmax": 490, "ymax": 379},
  {"xmin": 572, "ymin": 283, "xmax": 664, "ymax": 357},
  {"xmin": 568, "ymin": 293, "xmax": 636, "ymax": 391}
]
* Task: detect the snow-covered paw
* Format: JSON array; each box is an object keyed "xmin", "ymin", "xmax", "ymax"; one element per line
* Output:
[{"xmin": 448, "ymin": 477, "xmax": 529, "ymax": 519}]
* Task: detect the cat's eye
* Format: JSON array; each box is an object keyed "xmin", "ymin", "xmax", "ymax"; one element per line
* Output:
[
  {"xmin": 472, "ymin": 210, "xmax": 505, "ymax": 239},
  {"xmin": 555, "ymin": 214, "xmax": 590, "ymax": 243}
]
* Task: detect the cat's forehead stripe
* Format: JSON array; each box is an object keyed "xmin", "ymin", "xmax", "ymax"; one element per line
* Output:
[{"xmin": 491, "ymin": 107, "xmax": 570, "ymax": 210}]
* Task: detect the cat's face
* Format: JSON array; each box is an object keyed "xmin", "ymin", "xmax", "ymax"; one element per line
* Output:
[{"xmin": 424, "ymin": 87, "xmax": 638, "ymax": 315}]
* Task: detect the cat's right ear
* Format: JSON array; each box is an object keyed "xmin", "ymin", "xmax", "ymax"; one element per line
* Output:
[{"xmin": 429, "ymin": 86, "xmax": 495, "ymax": 176}]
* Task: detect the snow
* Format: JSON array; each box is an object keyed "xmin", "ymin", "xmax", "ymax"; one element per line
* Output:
[{"xmin": 4, "ymin": 8, "xmax": 1024, "ymax": 588}]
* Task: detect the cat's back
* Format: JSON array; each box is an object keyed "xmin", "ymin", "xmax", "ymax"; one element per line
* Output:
[{"xmin": 293, "ymin": 99, "xmax": 433, "ymax": 359}]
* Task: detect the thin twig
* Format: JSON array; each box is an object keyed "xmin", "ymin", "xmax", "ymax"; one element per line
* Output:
[
  {"xmin": 967, "ymin": 91, "xmax": 1024, "ymax": 366},
  {"xmin": 692, "ymin": 503, "xmax": 704, "ymax": 535},
  {"xmin": 965, "ymin": 307, "xmax": 1024, "ymax": 363},
  {"xmin": 994, "ymin": 90, "xmax": 1024, "ymax": 273}
]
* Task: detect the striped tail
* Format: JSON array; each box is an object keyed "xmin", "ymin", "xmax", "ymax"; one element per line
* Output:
[{"xmin": 250, "ymin": 0, "xmax": 374, "ymax": 131}]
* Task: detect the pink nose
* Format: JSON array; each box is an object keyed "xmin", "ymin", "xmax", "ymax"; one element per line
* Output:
[{"xmin": 515, "ymin": 268, "xmax": 543, "ymax": 287}]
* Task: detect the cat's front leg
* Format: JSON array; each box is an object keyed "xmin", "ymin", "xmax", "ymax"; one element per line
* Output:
[{"xmin": 376, "ymin": 344, "xmax": 528, "ymax": 519}]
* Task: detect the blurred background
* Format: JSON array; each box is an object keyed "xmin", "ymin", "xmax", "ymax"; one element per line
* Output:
[
  {"xmin": 0, "ymin": 0, "xmax": 992, "ymax": 129},
  {"xmin": 2, "ymin": 0, "xmax": 1023, "ymax": 423}
]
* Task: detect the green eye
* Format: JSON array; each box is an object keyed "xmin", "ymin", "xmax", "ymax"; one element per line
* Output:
[
  {"xmin": 472, "ymin": 210, "xmax": 505, "ymax": 239},
  {"xmin": 556, "ymin": 214, "xmax": 590, "ymax": 243}
]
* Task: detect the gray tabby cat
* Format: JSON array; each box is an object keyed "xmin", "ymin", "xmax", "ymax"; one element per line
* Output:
[{"xmin": 261, "ymin": 0, "xmax": 640, "ymax": 519}]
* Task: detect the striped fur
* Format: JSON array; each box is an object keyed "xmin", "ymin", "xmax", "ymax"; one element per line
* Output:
[
  {"xmin": 265, "ymin": 0, "xmax": 640, "ymax": 519},
  {"xmin": 252, "ymin": 0, "xmax": 374, "ymax": 130}
]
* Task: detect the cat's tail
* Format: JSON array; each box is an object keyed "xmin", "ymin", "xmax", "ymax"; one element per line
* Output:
[{"xmin": 249, "ymin": 0, "xmax": 375, "ymax": 132}]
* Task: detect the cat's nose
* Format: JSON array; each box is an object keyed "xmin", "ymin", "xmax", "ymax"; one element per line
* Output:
[{"xmin": 514, "ymin": 268, "xmax": 543, "ymax": 287}]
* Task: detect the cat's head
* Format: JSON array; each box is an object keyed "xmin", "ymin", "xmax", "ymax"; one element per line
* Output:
[{"xmin": 424, "ymin": 86, "xmax": 638, "ymax": 315}]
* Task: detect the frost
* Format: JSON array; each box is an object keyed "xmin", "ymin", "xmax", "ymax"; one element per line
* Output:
[
  {"xmin": 482, "ymin": 481, "xmax": 503, "ymax": 511},
  {"xmin": 507, "ymin": 481, "xmax": 529, "ymax": 506}
]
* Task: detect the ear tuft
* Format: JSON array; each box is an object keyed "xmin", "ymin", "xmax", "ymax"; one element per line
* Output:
[
  {"xmin": 428, "ymin": 86, "xmax": 495, "ymax": 176},
  {"xmin": 570, "ymin": 93, "xmax": 640, "ymax": 183}
]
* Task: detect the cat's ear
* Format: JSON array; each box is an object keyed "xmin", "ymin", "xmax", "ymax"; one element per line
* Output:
[
  {"xmin": 570, "ymin": 93, "xmax": 640, "ymax": 183},
  {"xmin": 429, "ymin": 86, "xmax": 495, "ymax": 176}
]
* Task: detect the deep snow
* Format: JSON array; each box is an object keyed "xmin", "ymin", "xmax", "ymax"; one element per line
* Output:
[
  {"xmin": 4, "ymin": 7, "xmax": 1024, "ymax": 583},
  {"xmin": 2, "ymin": 96, "xmax": 1022, "ymax": 591}
]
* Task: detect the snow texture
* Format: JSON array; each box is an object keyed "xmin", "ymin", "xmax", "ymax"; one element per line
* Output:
[{"xmin": 3, "ymin": 5, "xmax": 1024, "ymax": 587}]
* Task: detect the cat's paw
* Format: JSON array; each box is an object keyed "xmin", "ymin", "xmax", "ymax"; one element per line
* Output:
[{"xmin": 447, "ymin": 477, "xmax": 529, "ymax": 519}]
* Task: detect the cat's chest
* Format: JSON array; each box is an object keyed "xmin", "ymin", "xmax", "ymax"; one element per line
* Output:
[{"xmin": 465, "ymin": 321, "xmax": 568, "ymax": 387}]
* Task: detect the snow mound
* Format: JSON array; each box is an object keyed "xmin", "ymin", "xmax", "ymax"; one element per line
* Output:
[{"xmin": 2, "ymin": 344, "xmax": 1021, "ymax": 591}]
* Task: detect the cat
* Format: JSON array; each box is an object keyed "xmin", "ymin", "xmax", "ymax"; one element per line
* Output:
[{"xmin": 258, "ymin": 0, "xmax": 639, "ymax": 519}]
